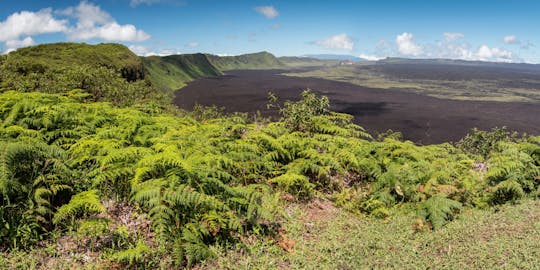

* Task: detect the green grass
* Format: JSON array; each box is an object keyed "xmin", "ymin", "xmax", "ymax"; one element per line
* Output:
[
  {"xmin": 199, "ymin": 199, "xmax": 540, "ymax": 269},
  {"xmin": 1, "ymin": 199, "xmax": 538, "ymax": 269}
]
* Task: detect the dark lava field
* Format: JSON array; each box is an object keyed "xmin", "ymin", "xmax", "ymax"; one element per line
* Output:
[{"xmin": 174, "ymin": 69, "xmax": 540, "ymax": 144}]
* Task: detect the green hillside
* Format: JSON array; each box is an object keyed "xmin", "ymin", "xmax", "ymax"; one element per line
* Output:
[
  {"xmin": 2, "ymin": 43, "xmax": 145, "ymax": 81},
  {"xmin": 142, "ymin": 53, "xmax": 222, "ymax": 90},
  {"xmin": 0, "ymin": 43, "xmax": 157, "ymax": 106},
  {"xmin": 205, "ymin": 51, "xmax": 286, "ymax": 70},
  {"xmin": 279, "ymin": 56, "xmax": 340, "ymax": 67}
]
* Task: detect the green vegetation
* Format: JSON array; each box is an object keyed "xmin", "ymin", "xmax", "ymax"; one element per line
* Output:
[
  {"xmin": 206, "ymin": 51, "xmax": 285, "ymax": 71},
  {"xmin": 199, "ymin": 199, "xmax": 540, "ymax": 269},
  {"xmin": 278, "ymin": 56, "xmax": 339, "ymax": 68},
  {"xmin": 0, "ymin": 43, "xmax": 539, "ymax": 269},
  {"xmin": 0, "ymin": 43, "xmax": 162, "ymax": 106},
  {"xmin": 0, "ymin": 88, "xmax": 538, "ymax": 268},
  {"xmin": 143, "ymin": 54, "xmax": 222, "ymax": 90}
]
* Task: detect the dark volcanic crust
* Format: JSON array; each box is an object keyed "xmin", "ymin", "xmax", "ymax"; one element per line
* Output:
[{"xmin": 174, "ymin": 69, "xmax": 540, "ymax": 144}]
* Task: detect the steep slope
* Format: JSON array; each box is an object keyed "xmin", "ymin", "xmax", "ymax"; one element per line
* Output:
[
  {"xmin": 142, "ymin": 53, "xmax": 222, "ymax": 90},
  {"xmin": 205, "ymin": 51, "xmax": 286, "ymax": 70}
]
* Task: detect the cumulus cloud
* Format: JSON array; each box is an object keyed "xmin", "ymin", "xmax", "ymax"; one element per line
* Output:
[
  {"xmin": 444, "ymin": 32, "xmax": 464, "ymax": 41},
  {"xmin": 0, "ymin": 1, "xmax": 151, "ymax": 53},
  {"xmin": 503, "ymin": 35, "xmax": 520, "ymax": 44},
  {"xmin": 375, "ymin": 32, "xmax": 519, "ymax": 63},
  {"xmin": 0, "ymin": 8, "xmax": 68, "ymax": 42},
  {"xmin": 314, "ymin": 33, "xmax": 354, "ymax": 51},
  {"xmin": 359, "ymin": 53, "xmax": 384, "ymax": 61},
  {"xmin": 475, "ymin": 45, "xmax": 513, "ymax": 62},
  {"xmin": 63, "ymin": 1, "xmax": 150, "ymax": 41},
  {"xmin": 4, "ymin": 37, "xmax": 35, "ymax": 53},
  {"xmin": 254, "ymin": 6, "xmax": 279, "ymax": 19},
  {"xmin": 187, "ymin": 42, "xmax": 199, "ymax": 48},
  {"xmin": 396, "ymin": 32, "xmax": 422, "ymax": 56}
]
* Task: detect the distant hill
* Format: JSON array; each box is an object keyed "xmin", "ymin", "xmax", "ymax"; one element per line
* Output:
[
  {"xmin": 278, "ymin": 56, "xmax": 340, "ymax": 67},
  {"xmin": 378, "ymin": 57, "xmax": 540, "ymax": 71},
  {"xmin": 205, "ymin": 51, "xmax": 286, "ymax": 70},
  {"xmin": 302, "ymin": 54, "xmax": 367, "ymax": 62},
  {"xmin": 143, "ymin": 54, "xmax": 222, "ymax": 90}
]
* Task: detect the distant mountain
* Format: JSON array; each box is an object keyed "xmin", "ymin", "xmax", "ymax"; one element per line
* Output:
[
  {"xmin": 205, "ymin": 51, "xmax": 286, "ymax": 71},
  {"xmin": 378, "ymin": 57, "xmax": 540, "ymax": 71},
  {"xmin": 278, "ymin": 56, "xmax": 340, "ymax": 68},
  {"xmin": 302, "ymin": 54, "xmax": 367, "ymax": 62}
]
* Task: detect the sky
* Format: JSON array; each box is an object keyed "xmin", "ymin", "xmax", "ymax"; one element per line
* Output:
[{"xmin": 0, "ymin": 0, "xmax": 539, "ymax": 63}]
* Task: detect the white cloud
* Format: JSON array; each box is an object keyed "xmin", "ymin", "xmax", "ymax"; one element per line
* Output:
[
  {"xmin": 128, "ymin": 45, "xmax": 151, "ymax": 55},
  {"xmin": 64, "ymin": 1, "xmax": 150, "ymax": 42},
  {"xmin": 187, "ymin": 42, "xmax": 199, "ymax": 48},
  {"xmin": 503, "ymin": 35, "xmax": 520, "ymax": 44},
  {"xmin": 315, "ymin": 33, "xmax": 354, "ymax": 51},
  {"xmin": 396, "ymin": 32, "xmax": 422, "ymax": 56},
  {"xmin": 254, "ymin": 6, "xmax": 279, "ymax": 19},
  {"xmin": 4, "ymin": 37, "xmax": 35, "ymax": 53},
  {"xmin": 359, "ymin": 53, "xmax": 384, "ymax": 61},
  {"xmin": 130, "ymin": 0, "xmax": 161, "ymax": 7},
  {"xmin": 444, "ymin": 32, "xmax": 464, "ymax": 41},
  {"xmin": 128, "ymin": 46, "xmax": 183, "ymax": 56},
  {"xmin": 475, "ymin": 45, "xmax": 513, "ymax": 62},
  {"xmin": 0, "ymin": 8, "xmax": 68, "ymax": 42}
]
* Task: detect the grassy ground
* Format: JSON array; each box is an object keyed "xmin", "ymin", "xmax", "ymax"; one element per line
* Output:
[
  {"xmin": 1, "ymin": 198, "xmax": 538, "ymax": 269},
  {"xmin": 286, "ymin": 65, "xmax": 540, "ymax": 103},
  {"xmin": 199, "ymin": 198, "xmax": 540, "ymax": 270}
]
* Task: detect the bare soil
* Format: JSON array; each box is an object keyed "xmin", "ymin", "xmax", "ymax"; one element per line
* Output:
[{"xmin": 174, "ymin": 69, "xmax": 540, "ymax": 144}]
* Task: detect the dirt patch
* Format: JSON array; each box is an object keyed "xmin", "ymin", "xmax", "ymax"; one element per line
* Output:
[{"xmin": 300, "ymin": 198, "xmax": 339, "ymax": 223}]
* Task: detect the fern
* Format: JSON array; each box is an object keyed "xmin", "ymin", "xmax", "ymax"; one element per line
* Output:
[
  {"xmin": 53, "ymin": 190, "xmax": 105, "ymax": 225},
  {"xmin": 489, "ymin": 180, "xmax": 524, "ymax": 205},
  {"xmin": 110, "ymin": 240, "xmax": 151, "ymax": 266},
  {"xmin": 418, "ymin": 195, "xmax": 462, "ymax": 230}
]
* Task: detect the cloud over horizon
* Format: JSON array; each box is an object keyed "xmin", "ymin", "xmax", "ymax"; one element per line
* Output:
[
  {"xmin": 396, "ymin": 32, "xmax": 423, "ymax": 56},
  {"xmin": 314, "ymin": 33, "xmax": 354, "ymax": 51}
]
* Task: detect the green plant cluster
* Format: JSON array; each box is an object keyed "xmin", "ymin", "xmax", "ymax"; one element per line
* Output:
[
  {"xmin": 0, "ymin": 90, "xmax": 539, "ymax": 267},
  {"xmin": 0, "ymin": 43, "xmax": 165, "ymax": 106}
]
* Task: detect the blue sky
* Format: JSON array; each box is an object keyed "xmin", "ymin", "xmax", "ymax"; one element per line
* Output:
[{"xmin": 0, "ymin": 0, "xmax": 539, "ymax": 63}]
